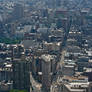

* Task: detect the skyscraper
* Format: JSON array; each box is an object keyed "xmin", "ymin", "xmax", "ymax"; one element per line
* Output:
[
  {"xmin": 41, "ymin": 54, "xmax": 52, "ymax": 92},
  {"xmin": 12, "ymin": 3, "xmax": 24, "ymax": 21},
  {"xmin": 13, "ymin": 58, "xmax": 31, "ymax": 92},
  {"xmin": 41, "ymin": 54, "xmax": 57, "ymax": 92}
]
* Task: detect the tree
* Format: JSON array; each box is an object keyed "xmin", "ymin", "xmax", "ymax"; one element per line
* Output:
[{"xmin": 10, "ymin": 89, "xmax": 28, "ymax": 92}]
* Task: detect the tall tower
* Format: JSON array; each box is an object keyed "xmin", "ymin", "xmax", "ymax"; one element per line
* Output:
[
  {"xmin": 12, "ymin": 58, "xmax": 31, "ymax": 92},
  {"xmin": 12, "ymin": 3, "xmax": 24, "ymax": 21},
  {"xmin": 41, "ymin": 54, "xmax": 54, "ymax": 92}
]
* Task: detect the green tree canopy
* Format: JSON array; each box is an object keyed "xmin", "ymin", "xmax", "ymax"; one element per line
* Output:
[{"xmin": 10, "ymin": 89, "xmax": 28, "ymax": 92}]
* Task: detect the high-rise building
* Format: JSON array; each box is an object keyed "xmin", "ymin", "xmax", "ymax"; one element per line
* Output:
[
  {"xmin": 41, "ymin": 54, "xmax": 52, "ymax": 92},
  {"xmin": 12, "ymin": 58, "xmax": 31, "ymax": 92},
  {"xmin": 41, "ymin": 54, "xmax": 57, "ymax": 92},
  {"xmin": 12, "ymin": 44, "xmax": 25, "ymax": 58},
  {"xmin": 12, "ymin": 3, "xmax": 24, "ymax": 21}
]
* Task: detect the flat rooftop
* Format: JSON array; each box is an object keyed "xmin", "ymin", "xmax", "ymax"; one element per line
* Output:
[{"xmin": 41, "ymin": 54, "xmax": 54, "ymax": 62}]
